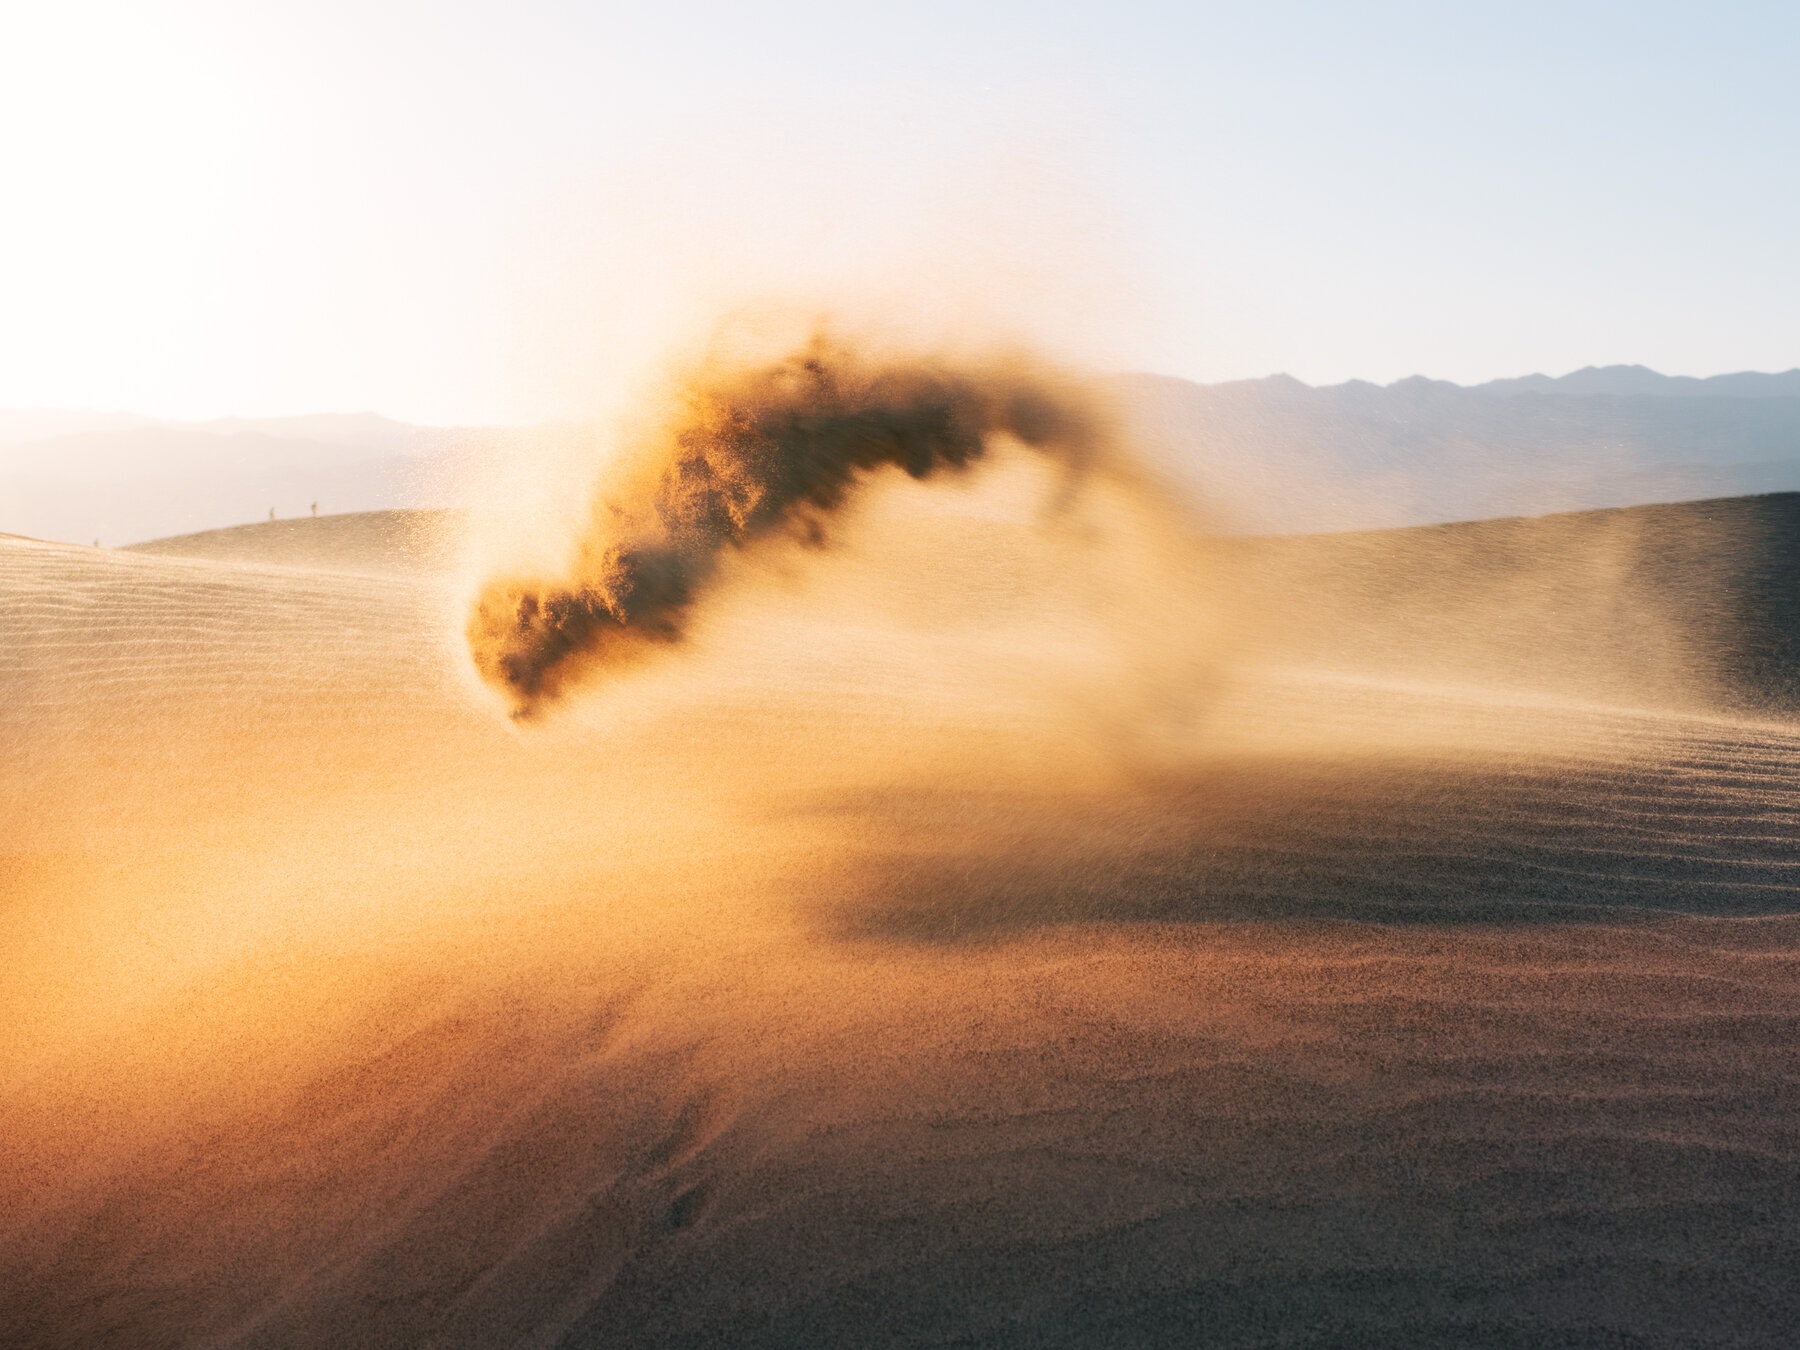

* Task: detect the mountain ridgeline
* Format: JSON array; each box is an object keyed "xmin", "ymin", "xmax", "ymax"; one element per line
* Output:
[
  {"xmin": 1119, "ymin": 363, "xmax": 1800, "ymax": 533},
  {"xmin": 7, "ymin": 365, "xmax": 1800, "ymax": 546}
]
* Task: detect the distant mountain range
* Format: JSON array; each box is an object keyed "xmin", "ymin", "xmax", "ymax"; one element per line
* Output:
[
  {"xmin": 1118, "ymin": 364, "xmax": 1800, "ymax": 532},
  {"xmin": 6, "ymin": 365, "xmax": 1800, "ymax": 544},
  {"xmin": 1473, "ymin": 366, "xmax": 1800, "ymax": 398}
]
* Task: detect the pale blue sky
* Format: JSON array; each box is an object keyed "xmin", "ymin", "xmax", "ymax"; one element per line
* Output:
[{"xmin": 2, "ymin": 1, "xmax": 1795, "ymax": 422}]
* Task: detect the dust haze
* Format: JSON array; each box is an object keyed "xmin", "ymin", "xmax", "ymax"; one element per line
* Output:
[{"xmin": 4, "ymin": 314, "xmax": 1799, "ymax": 1347}]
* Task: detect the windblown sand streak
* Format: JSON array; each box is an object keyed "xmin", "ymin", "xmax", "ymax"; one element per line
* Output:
[{"xmin": 465, "ymin": 337, "xmax": 1119, "ymax": 715}]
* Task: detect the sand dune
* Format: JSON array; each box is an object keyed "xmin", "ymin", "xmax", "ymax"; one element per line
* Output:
[
  {"xmin": 4, "ymin": 488, "xmax": 1800, "ymax": 1347},
  {"xmin": 123, "ymin": 509, "xmax": 465, "ymax": 578},
  {"xmin": 0, "ymin": 414, "xmax": 478, "ymax": 548}
]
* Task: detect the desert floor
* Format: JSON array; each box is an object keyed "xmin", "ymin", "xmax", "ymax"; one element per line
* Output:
[{"xmin": 4, "ymin": 500, "xmax": 1799, "ymax": 1348}]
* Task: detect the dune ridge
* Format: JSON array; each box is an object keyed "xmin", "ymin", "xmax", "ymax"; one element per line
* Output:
[{"xmin": 122, "ymin": 509, "xmax": 464, "ymax": 578}]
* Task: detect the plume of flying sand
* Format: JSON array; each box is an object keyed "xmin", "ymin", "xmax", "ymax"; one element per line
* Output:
[{"xmin": 464, "ymin": 328, "xmax": 1217, "ymax": 718}]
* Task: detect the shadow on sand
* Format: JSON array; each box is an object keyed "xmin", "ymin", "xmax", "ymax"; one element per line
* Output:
[{"xmin": 812, "ymin": 743, "xmax": 1800, "ymax": 940}]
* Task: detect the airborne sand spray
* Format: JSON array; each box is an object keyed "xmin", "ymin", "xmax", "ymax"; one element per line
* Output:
[{"xmin": 466, "ymin": 332, "xmax": 1127, "ymax": 715}]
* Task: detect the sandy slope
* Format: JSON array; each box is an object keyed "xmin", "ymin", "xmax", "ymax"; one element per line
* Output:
[
  {"xmin": 3, "ymin": 500, "xmax": 1800, "ymax": 1348},
  {"xmin": 123, "ymin": 509, "xmax": 465, "ymax": 577}
]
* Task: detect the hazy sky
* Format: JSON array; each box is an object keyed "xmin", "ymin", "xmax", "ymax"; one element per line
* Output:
[{"xmin": 3, "ymin": 1, "xmax": 1796, "ymax": 423}]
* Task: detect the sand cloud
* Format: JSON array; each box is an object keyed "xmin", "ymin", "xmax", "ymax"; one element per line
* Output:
[{"xmin": 465, "ymin": 330, "xmax": 1120, "ymax": 715}]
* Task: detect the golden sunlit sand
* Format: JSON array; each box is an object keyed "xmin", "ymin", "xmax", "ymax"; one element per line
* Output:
[
  {"xmin": 8, "ymin": 5, "xmax": 1799, "ymax": 1345},
  {"xmin": 5, "ymin": 424, "xmax": 1800, "ymax": 1345}
]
